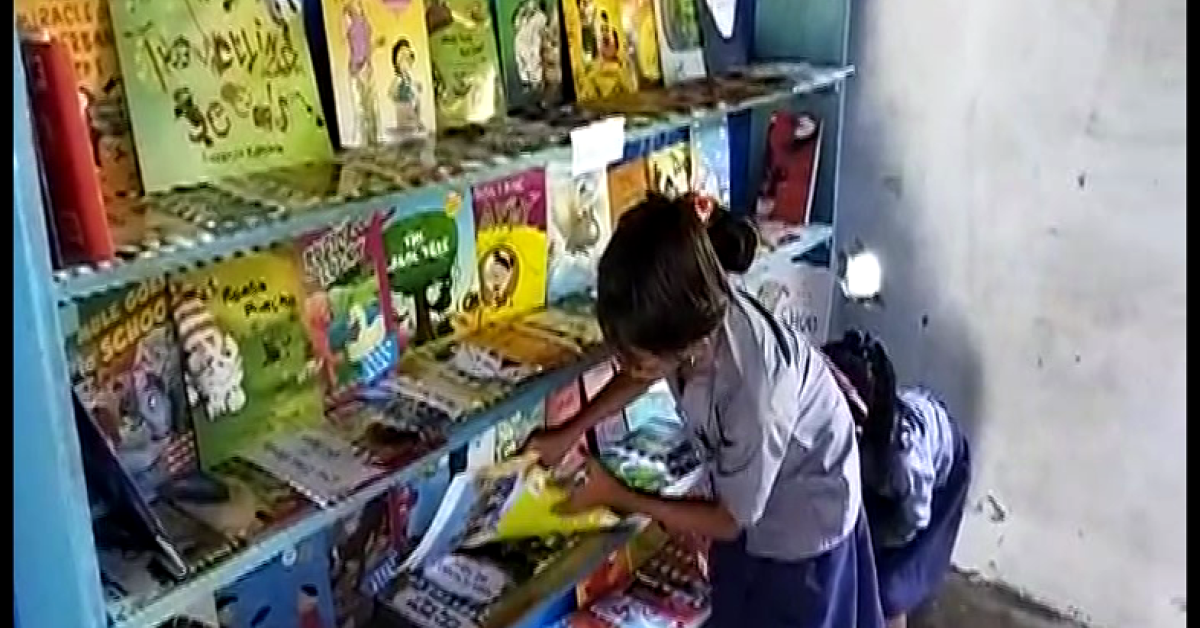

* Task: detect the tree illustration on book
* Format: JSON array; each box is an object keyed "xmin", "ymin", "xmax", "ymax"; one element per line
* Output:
[{"xmin": 382, "ymin": 210, "xmax": 462, "ymax": 345}]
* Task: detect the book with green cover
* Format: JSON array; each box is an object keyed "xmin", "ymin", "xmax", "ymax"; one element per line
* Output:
[
  {"xmin": 321, "ymin": 0, "xmax": 437, "ymax": 147},
  {"xmin": 492, "ymin": 0, "xmax": 564, "ymax": 109},
  {"xmin": 171, "ymin": 248, "xmax": 326, "ymax": 469},
  {"xmin": 425, "ymin": 0, "xmax": 506, "ymax": 128},
  {"xmin": 109, "ymin": 0, "xmax": 333, "ymax": 191}
]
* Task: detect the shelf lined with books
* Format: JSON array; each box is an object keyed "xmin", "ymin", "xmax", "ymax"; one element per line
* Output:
[{"xmin": 51, "ymin": 64, "xmax": 851, "ymax": 305}]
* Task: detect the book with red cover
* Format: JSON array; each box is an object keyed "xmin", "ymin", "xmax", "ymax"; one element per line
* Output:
[
  {"xmin": 20, "ymin": 30, "xmax": 115, "ymax": 265},
  {"xmin": 755, "ymin": 111, "xmax": 823, "ymax": 226}
]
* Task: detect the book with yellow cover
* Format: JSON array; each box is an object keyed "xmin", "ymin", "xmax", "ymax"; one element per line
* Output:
[
  {"xmin": 561, "ymin": 0, "xmax": 638, "ymax": 102},
  {"xmin": 468, "ymin": 169, "xmax": 550, "ymax": 325}
]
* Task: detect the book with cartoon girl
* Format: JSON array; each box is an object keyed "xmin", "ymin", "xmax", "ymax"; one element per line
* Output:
[
  {"xmin": 319, "ymin": 0, "xmax": 437, "ymax": 147},
  {"xmin": 296, "ymin": 214, "xmax": 399, "ymax": 402},
  {"xmin": 467, "ymin": 168, "xmax": 550, "ymax": 325},
  {"xmin": 546, "ymin": 165, "xmax": 613, "ymax": 303},
  {"xmin": 493, "ymin": 0, "xmax": 565, "ymax": 110},
  {"xmin": 562, "ymin": 0, "xmax": 639, "ymax": 102}
]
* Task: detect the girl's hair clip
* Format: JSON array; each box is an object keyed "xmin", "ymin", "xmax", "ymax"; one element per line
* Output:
[{"xmin": 689, "ymin": 193, "xmax": 716, "ymax": 222}]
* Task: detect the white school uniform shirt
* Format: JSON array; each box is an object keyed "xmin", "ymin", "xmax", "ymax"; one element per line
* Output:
[{"xmin": 669, "ymin": 289, "xmax": 863, "ymax": 561}]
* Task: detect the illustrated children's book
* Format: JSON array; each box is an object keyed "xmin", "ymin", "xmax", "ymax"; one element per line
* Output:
[
  {"xmin": 16, "ymin": 0, "xmax": 144, "ymax": 206},
  {"xmin": 468, "ymin": 169, "xmax": 550, "ymax": 325},
  {"xmin": 171, "ymin": 249, "xmax": 327, "ymax": 469},
  {"xmin": 652, "ymin": 0, "xmax": 708, "ymax": 85},
  {"xmin": 425, "ymin": 0, "xmax": 506, "ymax": 128},
  {"xmin": 380, "ymin": 189, "xmax": 479, "ymax": 348},
  {"xmin": 546, "ymin": 166, "xmax": 613, "ymax": 303},
  {"xmin": 741, "ymin": 258, "xmax": 834, "ymax": 343},
  {"xmin": 561, "ymin": 0, "xmax": 638, "ymax": 102},
  {"xmin": 297, "ymin": 215, "xmax": 399, "ymax": 400},
  {"xmin": 328, "ymin": 487, "xmax": 418, "ymax": 626},
  {"xmin": 646, "ymin": 142, "xmax": 691, "ymax": 199},
  {"xmin": 320, "ymin": 0, "xmax": 437, "ymax": 147},
  {"xmin": 108, "ymin": 0, "xmax": 333, "ymax": 191},
  {"xmin": 690, "ymin": 116, "xmax": 731, "ymax": 206},
  {"xmin": 756, "ymin": 111, "xmax": 823, "ymax": 225},
  {"xmin": 621, "ymin": 0, "xmax": 663, "ymax": 89},
  {"xmin": 606, "ymin": 157, "xmax": 651, "ymax": 225},
  {"xmin": 71, "ymin": 277, "xmax": 195, "ymax": 499},
  {"xmin": 215, "ymin": 534, "xmax": 337, "ymax": 628},
  {"xmin": 493, "ymin": 0, "xmax": 565, "ymax": 110}
]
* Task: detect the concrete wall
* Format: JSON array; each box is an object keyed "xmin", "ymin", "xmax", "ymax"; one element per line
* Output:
[{"xmin": 833, "ymin": 0, "xmax": 1187, "ymax": 626}]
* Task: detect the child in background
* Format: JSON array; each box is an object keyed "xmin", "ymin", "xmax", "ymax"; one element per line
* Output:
[{"xmin": 822, "ymin": 330, "xmax": 973, "ymax": 628}]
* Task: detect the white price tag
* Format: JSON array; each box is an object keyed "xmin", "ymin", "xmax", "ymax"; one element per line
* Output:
[{"xmin": 571, "ymin": 116, "xmax": 626, "ymax": 175}]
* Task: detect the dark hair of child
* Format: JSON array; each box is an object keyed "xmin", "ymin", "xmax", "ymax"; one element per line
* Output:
[
  {"xmin": 823, "ymin": 330, "xmax": 899, "ymax": 476},
  {"xmin": 596, "ymin": 193, "xmax": 758, "ymax": 356}
]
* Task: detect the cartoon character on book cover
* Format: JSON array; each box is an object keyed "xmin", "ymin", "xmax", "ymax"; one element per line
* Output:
[
  {"xmin": 323, "ymin": 0, "xmax": 436, "ymax": 147},
  {"xmin": 547, "ymin": 167, "xmax": 613, "ymax": 302},
  {"xmin": 495, "ymin": 0, "xmax": 564, "ymax": 108},
  {"xmin": 71, "ymin": 277, "xmax": 194, "ymax": 497},
  {"xmin": 380, "ymin": 188, "xmax": 479, "ymax": 347},
  {"xmin": 297, "ymin": 215, "xmax": 398, "ymax": 397},
  {"xmin": 647, "ymin": 142, "xmax": 691, "ymax": 199},
  {"xmin": 172, "ymin": 249, "xmax": 326, "ymax": 468},
  {"xmin": 562, "ymin": 0, "xmax": 638, "ymax": 101},
  {"xmin": 621, "ymin": 0, "xmax": 663, "ymax": 88},
  {"xmin": 425, "ymin": 0, "xmax": 505, "ymax": 128}
]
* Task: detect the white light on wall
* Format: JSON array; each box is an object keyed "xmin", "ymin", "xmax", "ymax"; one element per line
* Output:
[{"xmin": 838, "ymin": 242, "xmax": 883, "ymax": 304}]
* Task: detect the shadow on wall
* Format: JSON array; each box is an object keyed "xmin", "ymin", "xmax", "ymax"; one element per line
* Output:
[{"xmin": 831, "ymin": 2, "xmax": 984, "ymax": 445}]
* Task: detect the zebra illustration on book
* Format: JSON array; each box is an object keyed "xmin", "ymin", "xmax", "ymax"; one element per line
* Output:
[{"xmin": 173, "ymin": 293, "xmax": 248, "ymax": 420}]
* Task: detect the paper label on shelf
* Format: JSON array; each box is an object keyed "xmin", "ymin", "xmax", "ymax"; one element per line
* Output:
[{"xmin": 571, "ymin": 117, "xmax": 627, "ymax": 175}]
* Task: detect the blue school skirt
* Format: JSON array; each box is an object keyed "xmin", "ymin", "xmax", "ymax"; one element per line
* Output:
[
  {"xmin": 871, "ymin": 423, "xmax": 972, "ymax": 617},
  {"xmin": 706, "ymin": 514, "xmax": 886, "ymax": 628}
]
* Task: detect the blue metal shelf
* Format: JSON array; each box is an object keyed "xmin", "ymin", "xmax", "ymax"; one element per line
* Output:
[{"xmin": 52, "ymin": 64, "xmax": 853, "ymax": 305}]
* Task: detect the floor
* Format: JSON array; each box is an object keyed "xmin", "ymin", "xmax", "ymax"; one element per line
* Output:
[{"xmin": 911, "ymin": 572, "xmax": 1090, "ymax": 628}]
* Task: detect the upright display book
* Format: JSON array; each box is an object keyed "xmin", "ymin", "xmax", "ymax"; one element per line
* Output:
[
  {"xmin": 547, "ymin": 167, "xmax": 613, "ymax": 302},
  {"xmin": 646, "ymin": 142, "xmax": 691, "ymax": 199},
  {"xmin": 109, "ymin": 0, "xmax": 333, "ymax": 191},
  {"xmin": 561, "ymin": 0, "xmax": 638, "ymax": 102},
  {"xmin": 621, "ymin": 0, "xmax": 663, "ymax": 88},
  {"xmin": 425, "ymin": 0, "xmax": 506, "ymax": 128},
  {"xmin": 493, "ymin": 0, "xmax": 565, "ymax": 109},
  {"xmin": 651, "ymin": 0, "xmax": 707, "ymax": 85},
  {"xmin": 606, "ymin": 157, "xmax": 651, "ymax": 225},
  {"xmin": 469, "ymin": 169, "xmax": 550, "ymax": 324},
  {"xmin": 690, "ymin": 116, "xmax": 731, "ymax": 206},
  {"xmin": 320, "ymin": 0, "xmax": 438, "ymax": 147},
  {"xmin": 757, "ymin": 111, "xmax": 823, "ymax": 225}
]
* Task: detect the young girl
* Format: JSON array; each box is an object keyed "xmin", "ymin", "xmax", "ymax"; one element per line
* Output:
[
  {"xmin": 526, "ymin": 194, "xmax": 885, "ymax": 628},
  {"xmin": 823, "ymin": 330, "xmax": 973, "ymax": 628}
]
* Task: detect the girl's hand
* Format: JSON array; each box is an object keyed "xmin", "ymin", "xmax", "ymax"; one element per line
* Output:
[
  {"xmin": 555, "ymin": 457, "xmax": 631, "ymax": 515},
  {"xmin": 522, "ymin": 426, "xmax": 583, "ymax": 467}
]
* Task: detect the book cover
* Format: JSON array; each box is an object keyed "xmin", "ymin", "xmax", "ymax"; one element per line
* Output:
[
  {"xmin": 71, "ymin": 277, "xmax": 196, "ymax": 499},
  {"xmin": 321, "ymin": 0, "xmax": 437, "ymax": 147},
  {"xmin": 492, "ymin": 0, "xmax": 564, "ymax": 109},
  {"xmin": 15, "ymin": 0, "xmax": 143, "ymax": 206},
  {"xmin": 216, "ymin": 534, "xmax": 337, "ymax": 628},
  {"xmin": 297, "ymin": 215, "xmax": 399, "ymax": 399},
  {"xmin": 239, "ymin": 426, "xmax": 384, "ymax": 508},
  {"xmin": 741, "ymin": 259, "xmax": 834, "ymax": 343},
  {"xmin": 468, "ymin": 169, "xmax": 550, "ymax": 325},
  {"xmin": 172, "ymin": 250, "xmax": 326, "ymax": 468},
  {"xmin": 651, "ymin": 0, "xmax": 707, "ymax": 85},
  {"xmin": 690, "ymin": 116, "xmax": 731, "ymax": 206},
  {"xmin": 328, "ymin": 488, "xmax": 414, "ymax": 626},
  {"xmin": 697, "ymin": 0, "xmax": 751, "ymax": 75},
  {"xmin": 621, "ymin": 0, "xmax": 663, "ymax": 89},
  {"xmin": 108, "ymin": 0, "xmax": 333, "ymax": 191},
  {"xmin": 646, "ymin": 142, "xmax": 691, "ymax": 199},
  {"xmin": 171, "ymin": 457, "xmax": 310, "ymax": 542},
  {"xmin": 425, "ymin": 0, "xmax": 506, "ymax": 128},
  {"xmin": 381, "ymin": 188, "xmax": 479, "ymax": 347},
  {"xmin": 756, "ymin": 111, "xmax": 822, "ymax": 225},
  {"xmin": 547, "ymin": 167, "xmax": 613, "ymax": 302},
  {"xmin": 19, "ymin": 30, "xmax": 115, "ymax": 265},
  {"xmin": 606, "ymin": 157, "xmax": 651, "ymax": 225},
  {"xmin": 561, "ymin": 0, "xmax": 638, "ymax": 102}
]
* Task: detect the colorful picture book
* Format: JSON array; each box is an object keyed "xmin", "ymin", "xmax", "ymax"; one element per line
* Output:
[
  {"xmin": 606, "ymin": 157, "xmax": 651, "ymax": 225},
  {"xmin": 493, "ymin": 0, "xmax": 565, "ymax": 109},
  {"xmin": 425, "ymin": 0, "xmax": 506, "ymax": 128},
  {"xmin": 646, "ymin": 142, "xmax": 691, "ymax": 199},
  {"xmin": 741, "ymin": 259, "xmax": 834, "ymax": 343},
  {"xmin": 108, "ymin": 0, "xmax": 333, "ymax": 191},
  {"xmin": 757, "ymin": 111, "xmax": 823, "ymax": 225},
  {"xmin": 380, "ymin": 188, "xmax": 480, "ymax": 347},
  {"xmin": 320, "ymin": 0, "xmax": 438, "ymax": 147},
  {"xmin": 171, "ymin": 249, "xmax": 326, "ymax": 468},
  {"xmin": 468, "ymin": 169, "xmax": 550, "ymax": 324},
  {"xmin": 620, "ymin": 0, "xmax": 664, "ymax": 89},
  {"xmin": 547, "ymin": 167, "xmax": 613, "ymax": 302},
  {"xmin": 690, "ymin": 116, "xmax": 731, "ymax": 206},
  {"xmin": 297, "ymin": 215, "xmax": 398, "ymax": 399},
  {"xmin": 651, "ymin": 0, "xmax": 707, "ymax": 85},
  {"xmin": 561, "ymin": 0, "xmax": 638, "ymax": 102}
]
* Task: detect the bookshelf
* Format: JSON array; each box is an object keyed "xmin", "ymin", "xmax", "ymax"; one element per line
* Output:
[{"xmin": 10, "ymin": 0, "xmax": 854, "ymax": 625}]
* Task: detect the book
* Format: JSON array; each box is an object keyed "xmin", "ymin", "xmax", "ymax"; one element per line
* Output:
[
  {"xmin": 465, "ymin": 320, "xmax": 584, "ymax": 371},
  {"xmin": 297, "ymin": 215, "xmax": 399, "ymax": 400},
  {"xmin": 329, "ymin": 489, "xmax": 408, "ymax": 625},
  {"xmin": 320, "ymin": 0, "xmax": 437, "ymax": 147},
  {"xmin": 515, "ymin": 306, "xmax": 605, "ymax": 349},
  {"xmin": 238, "ymin": 426, "xmax": 385, "ymax": 508},
  {"xmin": 651, "ymin": 0, "xmax": 707, "ymax": 85},
  {"xmin": 467, "ymin": 169, "xmax": 550, "ymax": 325},
  {"xmin": 696, "ymin": 0, "xmax": 751, "ymax": 75},
  {"xmin": 621, "ymin": 0, "xmax": 663, "ymax": 88},
  {"xmin": 425, "ymin": 0, "xmax": 506, "ymax": 128},
  {"xmin": 19, "ymin": 30, "xmax": 115, "ymax": 265},
  {"xmin": 381, "ymin": 188, "xmax": 480, "ymax": 347},
  {"xmin": 466, "ymin": 403, "xmax": 545, "ymax": 468},
  {"xmin": 547, "ymin": 167, "xmax": 613, "ymax": 302},
  {"xmin": 493, "ymin": 0, "xmax": 565, "ymax": 109},
  {"xmin": 15, "ymin": 0, "xmax": 143, "ymax": 206},
  {"xmin": 606, "ymin": 157, "xmax": 651, "ymax": 225},
  {"xmin": 70, "ymin": 278, "xmax": 196, "ymax": 499},
  {"xmin": 646, "ymin": 142, "xmax": 691, "ymax": 199},
  {"xmin": 215, "ymin": 534, "xmax": 337, "ymax": 628},
  {"xmin": 756, "ymin": 111, "xmax": 822, "ymax": 225},
  {"xmin": 690, "ymin": 115, "xmax": 731, "ymax": 206},
  {"xmin": 561, "ymin": 0, "xmax": 638, "ymax": 102},
  {"xmin": 171, "ymin": 249, "xmax": 327, "ymax": 468},
  {"xmin": 170, "ymin": 457, "xmax": 310, "ymax": 542},
  {"xmin": 741, "ymin": 259, "xmax": 834, "ymax": 343},
  {"xmin": 108, "ymin": 0, "xmax": 333, "ymax": 191}
]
